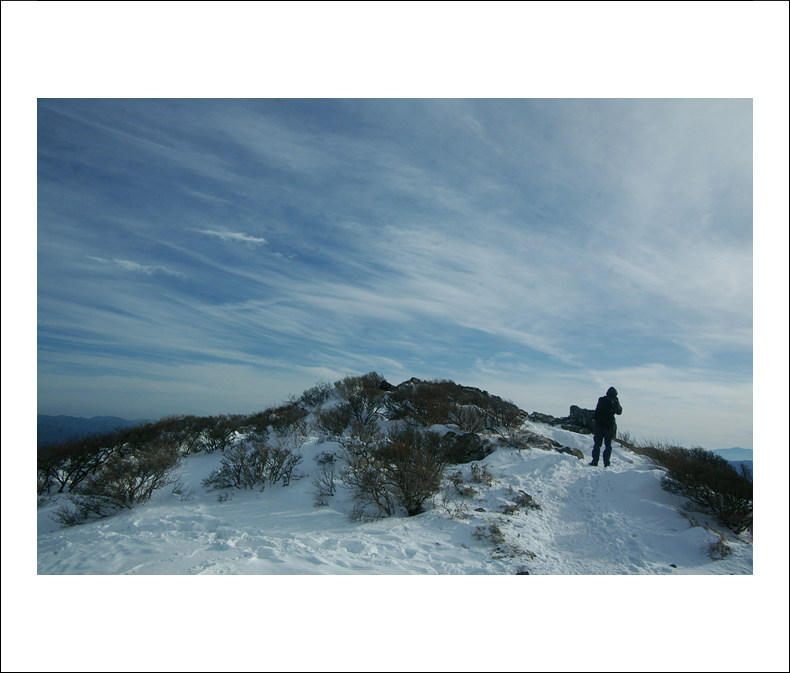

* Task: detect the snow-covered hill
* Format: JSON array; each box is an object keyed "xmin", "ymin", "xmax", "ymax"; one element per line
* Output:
[{"xmin": 36, "ymin": 418, "xmax": 752, "ymax": 575}]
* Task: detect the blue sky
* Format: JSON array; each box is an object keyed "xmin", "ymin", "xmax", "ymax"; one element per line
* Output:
[{"xmin": 36, "ymin": 98, "xmax": 754, "ymax": 448}]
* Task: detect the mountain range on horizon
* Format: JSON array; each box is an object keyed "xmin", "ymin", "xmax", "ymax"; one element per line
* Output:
[{"xmin": 37, "ymin": 414, "xmax": 150, "ymax": 448}]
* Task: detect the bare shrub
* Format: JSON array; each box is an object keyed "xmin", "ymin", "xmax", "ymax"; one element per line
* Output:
[
  {"xmin": 380, "ymin": 427, "xmax": 448, "ymax": 516},
  {"xmin": 341, "ymin": 452, "xmax": 395, "ymax": 518},
  {"xmin": 385, "ymin": 381, "xmax": 454, "ymax": 426},
  {"xmin": 298, "ymin": 380, "xmax": 334, "ymax": 408},
  {"xmin": 79, "ymin": 439, "xmax": 181, "ymax": 509},
  {"xmin": 52, "ymin": 496, "xmax": 113, "ymax": 526},
  {"xmin": 469, "ymin": 462, "xmax": 495, "ymax": 486},
  {"xmin": 172, "ymin": 416, "xmax": 214, "ymax": 455},
  {"xmin": 269, "ymin": 404, "xmax": 309, "ymax": 436},
  {"xmin": 485, "ymin": 396, "xmax": 526, "ymax": 435},
  {"xmin": 447, "ymin": 470, "xmax": 478, "ymax": 497},
  {"xmin": 314, "ymin": 403, "xmax": 353, "ymax": 442},
  {"xmin": 339, "ymin": 420, "xmax": 383, "ymax": 459},
  {"xmin": 38, "ymin": 434, "xmax": 120, "ymax": 494},
  {"xmin": 201, "ymin": 415, "xmax": 238, "ymax": 453},
  {"xmin": 473, "ymin": 522, "xmax": 506, "ymax": 546},
  {"xmin": 202, "ymin": 441, "xmax": 261, "ymax": 490},
  {"xmin": 347, "ymin": 391, "xmax": 385, "ymax": 428},
  {"xmin": 341, "ymin": 427, "xmax": 447, "ymax": 518},
  {"xmin": 171, "ymin": 476, "xmax": 193, "ymax": 502},
  {"xmin": 312, "ymin": 454, "xmax": 338, "ymax": 507},
  {"xmin": 334, "ymin": 372, "xmax": 389, "ymax": 402},
  {"xmin": 264, "ymin": 443, "xmax": 304, "ymax": 486},
  {"xmin": 202, "ymin": 435, "xmax": 303, "ymax": 491},
  {"xmin": 513, "ymin": 490, "xmax": 541, "ymax": 511},
  {"xmin": 635, "ymin": 442, "xmax": 753, "ymax": 534},
  {"xmin": 705, "ymin": 531, "xmax": 733, "ymax": 560},
  {"xmin": 449, "ymin": 405, "xmax": 487, "ymax": 433},
  {"xmin": 53, "ymin": 439, "xmax": 181, "ymax": 525}
]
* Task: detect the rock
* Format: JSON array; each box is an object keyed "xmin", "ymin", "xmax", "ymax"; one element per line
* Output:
[
  {"xmin": 569, "ymin": 405, "xmax": 595, "ymax": 427},
  {"xmin": 555, "ymin": 445, "xmax": 585, "ymax": 460},
  {"xmin": 528, "ymin": 412, "xmax": 557, "ymax": 424},
  {"xmin": 442, "ymin": 431, "xmax": 493, "ymax": 464}
]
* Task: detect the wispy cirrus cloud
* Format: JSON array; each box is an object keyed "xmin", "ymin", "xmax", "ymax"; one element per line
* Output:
[
  {"xmin": 87, "ymin": 256, "xmax": 186, "ymax": 278},
  {"xmin": 36, "ymin": 98, "xmax": 755, "ymax": 451},
  {"xmin": 199, "ymin": 229, "xmax": 268, "ymax": 246}
]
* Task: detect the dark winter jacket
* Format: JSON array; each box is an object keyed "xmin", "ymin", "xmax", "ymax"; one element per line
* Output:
[{"xmin": 593, "ymin": 388, "xmax": 622, "ymax": 437}]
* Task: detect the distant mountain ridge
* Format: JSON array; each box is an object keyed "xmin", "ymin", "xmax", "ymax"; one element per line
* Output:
[
  {"xmin": 711, "ymin": 447, "xmax": 752, "ymax": 462},
  {"xmin": 37, "ymin": 415, "xmax": 148, "ymax": 448},
  {"xmin": 710, "ymin": 447, "xmax": 752, "ymax": 479}
]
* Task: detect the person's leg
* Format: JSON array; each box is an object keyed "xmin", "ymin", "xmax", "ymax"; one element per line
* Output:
[
  {"xmin": 602, "ymin": 434, "xmax": 613, "ymax": 466},
  {"xmin": 591, "ymin": 431, "xmax": 602, "ymax": 465}
]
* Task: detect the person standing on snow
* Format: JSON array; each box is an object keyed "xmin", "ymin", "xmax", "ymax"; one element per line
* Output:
[{"xmin": 590, "ymin": 387, "xmax": 622, "ymax": 467}]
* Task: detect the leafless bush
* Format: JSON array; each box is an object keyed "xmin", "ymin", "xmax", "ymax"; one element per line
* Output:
[
  {"xmin": 513, "ymin": 490, "xmax": 541, "ymax": 510},
  {"xmin": 705, "ymin": 530, "xmax": 733, "ymax": 560},
  {"xmin": 201, "ymin": 415, "xmax": 238, "ymax": 453},
  {"xmin": 449, "ymin": 405, "xmax": 487, "ymax": 433},
  {"xmin": 52, "ymin": 439, "xmax": 181, "ymax": 525},
  {"xmin": 171, "ymin": 476, "xmax": 193, "ymax": 502},
  {"xmin": 386, "ymin": 381, "xmax": 454, "ymax": 426},
  {"xmin": 469, "ymin": 462, "xmax": 495, "ymax": 486},
  {"xmin": 264, "ymin": 443, "xmax": 303, "ymax": 486},
  {"xmin": 342, "ymin": 452, "xmax": 395, "ymax": 518},
  {"xmin": 473, "ymin": 522, "xmax": 506, "ymax": 546},
  {"xmin": 202, "ymin": 436, "xmax": 303, "ymax": 491},
  {"xmin": 298, "ymin": 380, "xmax": 334, "ymax": 408},
  {"xmin": 52, "ymin": 495, "xmax": 114, "ymax": 526},
  {"xmin": 438, "ymin": 483, "xmax": 472, "ymax": 519},
  {"xmin": 312, "ymin": 456, "xmax": 338, "ymax": 507},
  {"xmin": 38, "ymin": 434, "xmax": 120, "ymax": 494},
  {"xmin": 447, "ymin": 470, "xmax": 478, "ymax": 497},
  {"xmin": 334, "ymin": 372, "xmax": 388, "ymax": 402},
  {"xmin": 341, "ymin": 427, "xmax": 447, "ymax": 518},
  {"xmin": 339, "ymin": 420, "xmax": 383, "ymax": 459},
  {"xmin": 380, "ymin": 427, "xmax": 448, "ymax": 516},
  {"xmin": 79, "ymin": 439, "xmax": 181, "ymax": 508},
  {"xmin": 633, "ymin": 442, "xmax": 753, "ymax": 535},
  {"xmin": 313, "ymin": 403, "xmax": 353, "ymax": 442},
  {"xmin": 202, "ymin": 442, "xmax": 260, "ymax": 490}
]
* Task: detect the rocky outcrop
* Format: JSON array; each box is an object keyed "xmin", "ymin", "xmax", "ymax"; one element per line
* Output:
[
  {"xmin": 519, "ymin": 432, "xmax": 585, "ymax": 460},
  {"xmin": 559, "ymin": 405, "xmax": 595, "ymax": 434},
  {"xmin": 528, "ymin": 406, "xmax": 595, "ymax": 434},
  {"xmin": 528, "ymin": 412, "xmax": 556, "ymax": 424},
  {"xmin": 442, "ymin": 431, "xmax": 494, "ymax": 464}
]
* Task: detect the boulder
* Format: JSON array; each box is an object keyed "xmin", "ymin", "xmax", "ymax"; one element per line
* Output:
[
  {"xmin": 569, "ymin": 405, "xmax": 595, "ymax": 428},
  {"xmin": 528, "ymin": 412, "xmax": 557, "ymax": 424},
  {"xmin": 442, "ymin": 431, "xmax": 493, "ymax": 464},
  {"xmin": 555, "ymin": 445, "xmax": 585, "ymax": 460},
  {"xmin": 552, "ymin": 405, "xmax": 596, "ymax": 434}
]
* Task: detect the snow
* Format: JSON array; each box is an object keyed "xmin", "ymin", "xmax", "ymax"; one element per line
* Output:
[
  {"xmin": 22, "ymin": 418, "xmax": 783, "ymax": 672},
  {"xmin": 36, "ymin": 420, "xmax": 752, "ymax": 576}
]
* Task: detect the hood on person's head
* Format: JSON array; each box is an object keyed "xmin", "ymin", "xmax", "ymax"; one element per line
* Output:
[{"xmin": 606, "ymin": 387, "xmax": 618, "ymax": 398}]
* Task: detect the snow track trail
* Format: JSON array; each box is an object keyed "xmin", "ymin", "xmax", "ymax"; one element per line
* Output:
[{"xmin": 37, "ymin": 424, "xmax": 752, "ymax": 575}]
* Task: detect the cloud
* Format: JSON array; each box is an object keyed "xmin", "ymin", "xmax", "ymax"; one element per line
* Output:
[
  {"xmin": 199, "ymin": 229, "xmax": 268, "ymax": 246},
  {"xmin": 35, "ymin": 99, "xmax": 755, "ymax": 453},
  {"xmin": 87, "ymin": 256, "xmax": 185, "ymax": 278}
]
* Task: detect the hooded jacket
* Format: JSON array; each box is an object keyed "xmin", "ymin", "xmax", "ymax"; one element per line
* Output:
[{"xmin": 593, "ymin": 387, "xmax": 622, "ymax": 434}]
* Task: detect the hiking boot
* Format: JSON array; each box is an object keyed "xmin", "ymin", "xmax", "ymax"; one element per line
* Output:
[{"xmin": 589, "ymin": 461, "xmax": 598, "ymax": 466}]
